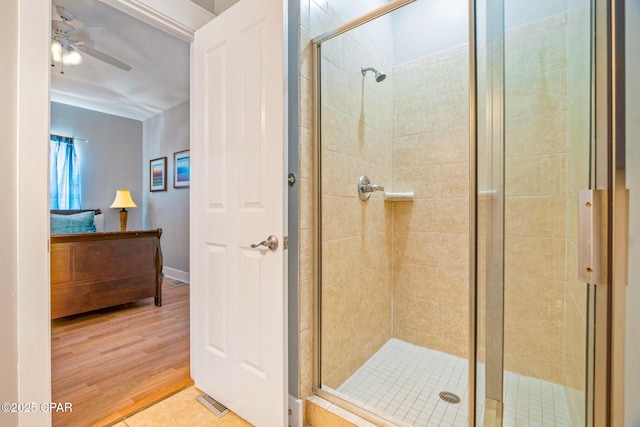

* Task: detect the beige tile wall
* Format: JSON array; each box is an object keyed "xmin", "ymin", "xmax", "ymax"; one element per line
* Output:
[
  {"xmin": 504, "ymin": 12, "xmax": 591, "ymax": 426},
  {"xmin": 320, "ymin": 31, "xmax": 394, "ymax": 390},
  {"xmin": 503, "ymin": 14, "xmax": 569, "ymax": 384},
  {"xmin": 300, "ymin": 0, "xmax": 396, "ymax": 392},
  {"xmin": 391, "ymin": 46, "xmax": 470, "ymax": 358},
  {"xmin": 478, "ymin": 16, "xmax": 590, "ymax": 421},
  {"xmin": 477, "ymin": 13, "xmax": 590, "ymax": 424}
]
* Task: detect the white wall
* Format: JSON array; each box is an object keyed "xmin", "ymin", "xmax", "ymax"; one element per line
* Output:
[
  {"xmin": 0, "ymin": 0, "xmax": 19, "ymax": 424},
  {"xmin": 505, "ymin": 0, "xmax": 567, "ymax": 29},
  {"xmin": 322, "ymin": 0, "xmax": 466, "ymax": 66},
  {"xmin": 626, "ymin": 0, "xmax": 640, "ymax": 424},
  {"xmin": 50, "ymin": 102, "xmax": 144, "ymax": 231},
  {"xmin": 327, "ymin": 0, "xmax": 393, "ymax": 64},
  {"xmin": 143, "ymin": 101, "xmax": 190, "ymax": 276},
  {"xmin": 390, "ymin": 0, "xmax": 568, "ymax": 66},
  {"xmin": 323, "ymin": 0, "xmax": 468, "ymax": 66},
  {"xmin": 9, "ymin": 0, "xmax": 52, "ymax": 424},
  {"xmin": 329, "ymin": 0, "xmax": 386, "ymax": 20},
  {"xmin": 392, "ymin": 0, "xmax": 467, "ymax": 65}
]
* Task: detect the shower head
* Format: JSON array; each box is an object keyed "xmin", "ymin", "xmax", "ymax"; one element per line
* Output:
[{"xmin": 361, "ymin": 66, "xmax": 386, "ymax": 82}]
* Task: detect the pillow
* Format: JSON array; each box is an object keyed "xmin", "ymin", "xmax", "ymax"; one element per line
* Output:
[
  {"xmin": 50, "ymin": 211, "xmax": 96, "ymax": 235},
  {"xmin": 93, "ymin": 214, "xmax": 105, "ymax": 232}
]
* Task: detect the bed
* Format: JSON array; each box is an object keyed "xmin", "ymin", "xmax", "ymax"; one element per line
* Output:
[{"xmin": 50, "ymin": 209, "xmax": 163, "ymax": 319}]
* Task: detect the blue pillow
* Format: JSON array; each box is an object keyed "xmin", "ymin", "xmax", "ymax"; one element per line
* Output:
[{"xmin": 50, "ymin": 211, "xmax": 96, "ymax": 235}]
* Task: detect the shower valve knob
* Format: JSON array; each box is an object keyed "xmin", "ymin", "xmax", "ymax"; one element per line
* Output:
[{"xmin": 358, "ymin": 175, "xmax": 384, "ymax": 201}]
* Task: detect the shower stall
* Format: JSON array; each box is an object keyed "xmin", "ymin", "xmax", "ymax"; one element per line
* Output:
[{"xmin": 311, "ymin": 0, "xmax": 597, "ymax": 425}]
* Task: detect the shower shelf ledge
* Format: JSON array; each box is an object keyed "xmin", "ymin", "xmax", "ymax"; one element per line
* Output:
[{"xmin": 383, "ymin": 191, "xmax": 414, "ymax": 202}]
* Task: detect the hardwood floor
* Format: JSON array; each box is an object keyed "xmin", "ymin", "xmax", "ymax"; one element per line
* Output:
[{"xmin": 51, "ymin": 280, "xmax": 192, "ymax": 427}]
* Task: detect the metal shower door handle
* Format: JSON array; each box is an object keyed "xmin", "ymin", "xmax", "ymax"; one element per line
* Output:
[{"xmin": 250, "ymin": 235, "xmax": 279, "ymax": 251}]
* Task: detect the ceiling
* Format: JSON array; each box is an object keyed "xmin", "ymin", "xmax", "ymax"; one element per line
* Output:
[{"xmin": 50, "ymin": 0, "xmax": 196, "ymax": 121}]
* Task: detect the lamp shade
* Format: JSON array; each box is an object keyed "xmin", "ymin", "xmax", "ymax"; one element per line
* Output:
[{"xmin": 110, "ymin": 189, "xmax": 137, "ymax": 209}]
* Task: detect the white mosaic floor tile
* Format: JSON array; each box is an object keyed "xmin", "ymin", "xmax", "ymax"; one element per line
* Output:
[{"xmin": 328, "ymin": 339, "xmax": 571, "ymax": 427}]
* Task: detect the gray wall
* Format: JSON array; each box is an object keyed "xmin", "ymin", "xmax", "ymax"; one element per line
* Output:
[
  {"xmin": 190, "ymin": 0, "xmax": 239, "ymax": 15},
  {"xmin": 50, "ymin": 102, "xmax": 143, "ymax": 231},
  {"xmin": 143, "ymin": 101, "xmax": 190, "ymax": 275},
  {"xmin": 626, "ymin": 0, "xmax": 640, "ymax": 424},
  {"xmin": 50, "ymin": 101, "xmax": 189, "ymax": 274},
  {"xmin": 0, "ymin": 0, "xmax": 19, "ymax": 423}
]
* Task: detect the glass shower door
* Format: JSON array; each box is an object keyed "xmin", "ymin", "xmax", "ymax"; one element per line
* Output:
[
  {"xmin": 475, "ymin": 0, "xmax": 595, "ymax": 425},
  {"xmin": 314, "ymin": 1, "xmax": 473, "ymax": 425}
]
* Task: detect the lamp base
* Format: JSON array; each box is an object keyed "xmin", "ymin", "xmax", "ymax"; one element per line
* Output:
[{"xmin": 119, "ymin": 208, "xmax": 128, "ymax": 231}]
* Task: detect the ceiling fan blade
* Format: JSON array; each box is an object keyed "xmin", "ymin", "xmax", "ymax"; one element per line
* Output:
[
  {"xmin": 70, "ymin": 26, "xmax": 112, "ymax": 42},
  {"xmin": 75, "ymin": 44, "xmax": 132, "ymax": 71}
]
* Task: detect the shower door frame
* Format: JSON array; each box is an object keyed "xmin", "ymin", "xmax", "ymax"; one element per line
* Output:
[
  {"xmin": 593, "ymin": 0, "xmax": 627, "ymax": 425},
  {"xmin": 310, "ymin": 1, "xmax": 422, "ymax": 425},
  {"xmin": 310, "ymin": 0, "xmax": 626, "ymax": 425}
]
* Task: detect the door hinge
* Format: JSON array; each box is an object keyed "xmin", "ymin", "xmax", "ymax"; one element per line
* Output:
[
  {"xmin": 578, "ymin": 189, "xmax": 607, "ymax": 285},
  {"xmin": 283, "ymin": 236, "xmax": 289, "ymax": 250}
]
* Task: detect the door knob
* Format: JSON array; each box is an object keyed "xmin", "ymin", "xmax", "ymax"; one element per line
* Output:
[{"xmin": 250, "ymin": 235, "xmax": 279, "ymax": 251}]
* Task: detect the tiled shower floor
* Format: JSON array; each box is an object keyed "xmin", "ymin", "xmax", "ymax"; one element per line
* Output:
[{"xmin": 328, "ymin": 338, "xmax": 571, "ymax": 426}]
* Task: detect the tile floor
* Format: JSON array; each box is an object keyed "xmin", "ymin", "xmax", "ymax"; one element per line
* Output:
[
  {"xmin": 115, "ymin": 339, "xmax": 572, "ymax": 427},
  {"xmin": 502, "ymin": 372, "xmax": 571, "ymax": 427},
  {"xmin": 330, "ymin": 338, "xmax": 469, "ymax": 427},
  {"xmin": 328, "ymin": 338, "xmax": 572, "ymax": 427},
  {"xmin": 112, "ymin": 386, "xmax": 252, "ymax": 427}
]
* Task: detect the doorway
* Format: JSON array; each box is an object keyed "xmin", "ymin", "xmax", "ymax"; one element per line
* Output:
[{"xmin": 48, "ymin": 0, "xmax": 199, "ymax": 424}]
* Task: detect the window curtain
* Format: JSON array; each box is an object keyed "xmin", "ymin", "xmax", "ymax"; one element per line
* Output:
[{"xmin": 49, "ymin": 135, "xmax": 81, "ymax": 210}]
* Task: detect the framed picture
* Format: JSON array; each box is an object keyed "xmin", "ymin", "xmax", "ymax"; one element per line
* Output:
[
  {"xmin": 174, "ymin": 150, "xmax": 190, "ymax": 188},
  {"xmin": 150, "ymin": 157, "xmax": 167, "ymax": 192}
]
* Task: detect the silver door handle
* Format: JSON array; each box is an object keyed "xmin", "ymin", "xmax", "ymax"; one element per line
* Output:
[{"xmin": 250, "ymin": 235, "xmax": 279, "ymax": 251}]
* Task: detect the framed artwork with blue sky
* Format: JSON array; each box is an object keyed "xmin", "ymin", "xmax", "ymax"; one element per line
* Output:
[
  {"xmin": 150, "ymin": 157, "xmax": 167, "ymax": 192},
  {"xmin": 174, "ymin": 150, "xmax": 190, "ymax": 189}
]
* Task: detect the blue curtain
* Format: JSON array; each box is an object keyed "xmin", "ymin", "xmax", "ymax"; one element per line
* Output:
[{"xmin": 49, "ymin": 135, "xmax": 82, "ymax": 210}]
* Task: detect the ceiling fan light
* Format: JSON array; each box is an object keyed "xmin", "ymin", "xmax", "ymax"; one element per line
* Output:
[
  {"xmin": 51, "ymin": 40, "xmax": 63, "ymax": 62},
  {"xmin": 64, "ymin": 48, "xmax": 83, "ymax": 65}
]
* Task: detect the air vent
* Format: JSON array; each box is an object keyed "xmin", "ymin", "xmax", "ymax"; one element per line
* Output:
[{"xmin": 196, "ymin": 393, "xmax": 230, "ymax": 417}]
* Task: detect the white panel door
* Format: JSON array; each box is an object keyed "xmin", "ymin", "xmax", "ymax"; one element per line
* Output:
[{"xmin": 191, "ymin": 0, "xmax": 286, "ymax": 425}]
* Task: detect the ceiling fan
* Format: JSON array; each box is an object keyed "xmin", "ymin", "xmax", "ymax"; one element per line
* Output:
[{"xmin": 51, "ymin": 5, "xmax": 132, "ymax": 73}]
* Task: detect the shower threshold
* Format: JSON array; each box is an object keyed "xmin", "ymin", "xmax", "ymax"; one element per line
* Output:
[{"xmin": 325, "ymin": 338, "xmax": 571, "ymax": 427}]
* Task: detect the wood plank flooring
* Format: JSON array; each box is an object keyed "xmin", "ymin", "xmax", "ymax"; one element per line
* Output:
[{"xmin": 51, "ymin": 280, "xmax": 192, "ymax": 427}]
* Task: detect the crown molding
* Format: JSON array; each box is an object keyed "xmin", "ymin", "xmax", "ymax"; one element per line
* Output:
[{"xmin": 98, "ymin": 0, "xmax": 215, "ymax": 43}]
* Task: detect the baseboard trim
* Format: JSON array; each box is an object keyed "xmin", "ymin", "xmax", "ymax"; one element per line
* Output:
[
  {"xmin": 288, "ymin": 394, "xmax": 303, "ymax": 427},
  {"xmin": 163, "ymin": 267, "xmax": 190, "ymax": 283}
]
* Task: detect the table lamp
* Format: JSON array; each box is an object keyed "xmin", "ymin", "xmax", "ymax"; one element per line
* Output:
[{"xmin": 110, "ymin": 189, "xmax": 137, "ymax": 231}]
